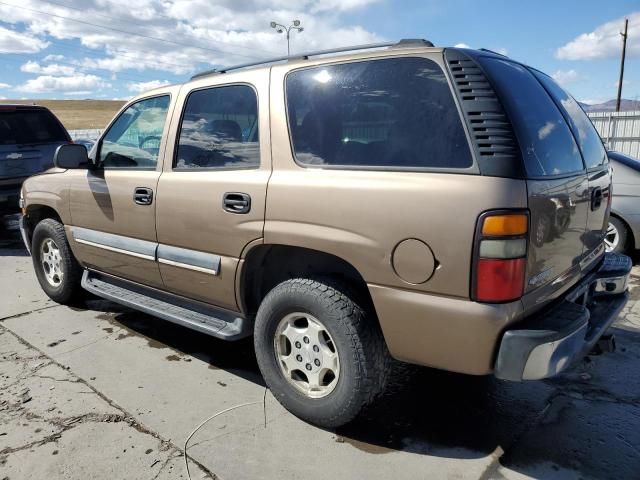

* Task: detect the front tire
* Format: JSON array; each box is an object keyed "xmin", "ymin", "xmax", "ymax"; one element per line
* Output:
[
  {"xmin": 31, "ymin": 218, "xmax": 82, "ymax": 304},
  {"xmin": 254, "ymin": 278, "xmax": 389, "ymax": 428}
]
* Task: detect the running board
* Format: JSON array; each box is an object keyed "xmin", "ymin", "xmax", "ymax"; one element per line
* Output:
[{"xmin": 81, "ymin": 270, "xmax": 252, "ymax": 341}]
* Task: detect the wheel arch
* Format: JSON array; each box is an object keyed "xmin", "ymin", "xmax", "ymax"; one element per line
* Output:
[
  {"xmin": 239, "ymin": 244, "xmax": 378, "ymax": 319},
  {"xmin": 23, "ymin": 204, "xmax": 64, "ymax": 245}
]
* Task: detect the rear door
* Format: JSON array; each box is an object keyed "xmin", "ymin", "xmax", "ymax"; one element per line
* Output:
[
  {"xmin": 476, "ymin": 57, "xmax": 591, "ymax": 297},
  {"xmin": 155, "ymin": 70, "xmax": 270, "ymax": 311}
]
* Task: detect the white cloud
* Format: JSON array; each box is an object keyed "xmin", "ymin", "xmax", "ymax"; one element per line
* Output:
[
  {"xmin": 552, "ymin": 69, "xmax": 581, "ymax": 86},
  {"xmin": 0, "ymin": 0, "xmax": 383, "ymax": 76},
  {"xmin": 127, "ymin": 80, "xmax": 171, "ymax": 93},
  {"xmin": 0, "ymin": 25, "xmax": 47, "ymax": 53},
  {"xmin": 20, "ymin": 61, "xmax": 77, "ymax": 76},
  {"xmin": 63, "ymin": 91, "xmax": 93, "ymax": 96},
  {"xmin": 0, "ymin": 82, "xmax": 11, "ymax": 88},
  {"xmin": 16, "ymin": 74, "xmax": 111, "ymax": 93},
  {"xmin": 43, "ymin": 54, "xmax": 65, "ymax": 62},
  {"xmin": 454, "ymin": 43, "xmax": 471, "ymax": 48},
  {"xmin": 493, "ymin": 47, "xmax": 508, "ymax": 56},
  {"xmin": 556, "ymin": 12, "xmax": 640, "ymax": 60}
]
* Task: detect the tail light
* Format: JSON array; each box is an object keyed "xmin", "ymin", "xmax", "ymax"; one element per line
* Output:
[{"xmin": 472, "ymin": 211, "xmax": 528, "ymax": 303}]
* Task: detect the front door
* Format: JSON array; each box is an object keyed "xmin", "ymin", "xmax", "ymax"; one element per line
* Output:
[
  {"xmin": 155, "ymin": 71, "xmax": 270, "ymax": 311},
  {"xmin": 67, "ymin": 92, "xmax": 176, "ymax": 288}
]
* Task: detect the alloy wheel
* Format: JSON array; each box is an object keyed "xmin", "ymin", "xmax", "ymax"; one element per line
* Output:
[{"xmin": 274, "ymin": 312, "xmax": 340, "ymax": 399}]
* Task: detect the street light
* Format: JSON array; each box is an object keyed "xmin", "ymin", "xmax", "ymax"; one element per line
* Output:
[{"xmin": 270, "ymin": 20, "xmax": 304, "ymax": 56}]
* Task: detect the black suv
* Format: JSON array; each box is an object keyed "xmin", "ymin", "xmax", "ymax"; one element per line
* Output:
[{"xmin": 0, "ymin": 104, "xmax": 71, "ymax": 215}]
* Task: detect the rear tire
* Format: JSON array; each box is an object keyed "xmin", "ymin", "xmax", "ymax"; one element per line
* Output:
[
  {"xmin": 254, "ymin": 278, "xmax": 390, "ymax": 428},
  {"xmin": 605, "ymin": 217, "xmax": 628, "ymax": 254},
  {"xmin": 31, "ymin": 218, "xmax": 83, "ymax": 304}
]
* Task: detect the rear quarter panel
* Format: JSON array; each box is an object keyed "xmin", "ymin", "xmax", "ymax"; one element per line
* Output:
[{"xmin": 267, "ymin": 56, "xmax": 528, "ymax": 298}]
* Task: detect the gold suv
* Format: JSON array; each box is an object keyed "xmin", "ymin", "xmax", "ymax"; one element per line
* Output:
[{"xmin": 20, "ymin": 40, "xmax": 631, "ymax": 427}]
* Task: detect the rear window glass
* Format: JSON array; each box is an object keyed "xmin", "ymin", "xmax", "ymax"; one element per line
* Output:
[
  {"xmin": 285, "ymin": 57, "xmax": 472, "ymax": 169},
  {"xmin": 478, "ymin": 57, "xmax": 584, "ymax": 177},
  {"xmin": 532, "ymin": 70, "xmax": 606, "ymax": 170},
  {"xmin": 0, "ymin": 109, "xmax": 68, "ymax": 145}
]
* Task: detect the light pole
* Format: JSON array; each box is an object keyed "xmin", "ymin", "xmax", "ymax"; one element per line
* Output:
[{"xmin": 270, "ymin": 20, "xmax": 304, "ymax": 56}]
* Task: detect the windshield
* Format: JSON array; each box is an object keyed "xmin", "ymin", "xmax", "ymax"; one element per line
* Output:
[
  {"xmin": 477, "ymin": 57, "xmax": 584, "ymax": 177},
  {"xmin": 0, "ymin": 109, "xmax": 69, "ymax": 146}
]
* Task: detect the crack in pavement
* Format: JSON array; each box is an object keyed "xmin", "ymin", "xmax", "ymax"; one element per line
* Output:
[
  {"xmin": 0, "ymin": 323, "xmax": 217, "ymax": 479},
  {"xmin": 0, "ymin": 304, "xmax": 62, "ymax": 322}
]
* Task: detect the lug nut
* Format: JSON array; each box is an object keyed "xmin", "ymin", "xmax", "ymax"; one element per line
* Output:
[
  {"xmin": 306, "ymin": 363, "xmax": 312, "ymax": 371},
  {"xmin": 314, "ymin": 359, "xmax": 320, "ymax": 366},
  {"xmin": 303, "ymin": 336, "xmax": 310, "ymax": 344},
  {"xmin": 312, "ymin": 345, "xmax": 319, "ymax": 352},
  {"xmin": 296, "ymin": 355, "xmax": 303, "ymax": 362},
  {"xmin": 295, "ymin": 341, "xmax": 301, "ymax": 349}
]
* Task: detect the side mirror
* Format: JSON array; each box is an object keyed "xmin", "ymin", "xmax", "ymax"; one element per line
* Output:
[{"xmin": 54, "ymin": 144, "xmax": 89, "ymax": 169}]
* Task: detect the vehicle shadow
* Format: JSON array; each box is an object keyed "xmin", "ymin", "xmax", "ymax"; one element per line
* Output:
[
  {"xmin": 72, "ymin": 294, "xmax": 640, "ymax": 479},
  {"xmin": 69, "ymin": 296, "xmax": 265, "ymax": 387},
  {"xmin": 0, "ymin": 214, "xmax": 29, "ymax": 256}
]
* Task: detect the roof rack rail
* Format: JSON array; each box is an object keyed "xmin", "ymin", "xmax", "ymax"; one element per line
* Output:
[{"xmin": 190, "ymin": 38, "xmax": 435, "ymax": 80}]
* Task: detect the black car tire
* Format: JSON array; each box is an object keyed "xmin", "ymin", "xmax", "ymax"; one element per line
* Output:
[
  {"xmin": 32, "ymin": 218, "xmax": 83, "ymax": 304},
  {"xmin": 254, "ymin": 278, "xmax": 390, "ymax": 428}
]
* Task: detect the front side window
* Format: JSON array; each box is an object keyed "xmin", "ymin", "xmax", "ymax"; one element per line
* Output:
[
  {"xmin": 478, "ymin": 58, "xmax": 584, "ymax": 177},
  {"xmin": 286, "ymin": 57, "xmax": 472, "ymax": 169},
  {"xmin": 175, "ymin": 85, "xmax": 259, "ymax": 169},
  {"xmin": 99, "ymin": 95, "xmax": 170, "ymax": 169},
  {"xmin": 532, "ymin": 71, "xmax": 607, "ymax": 170}
]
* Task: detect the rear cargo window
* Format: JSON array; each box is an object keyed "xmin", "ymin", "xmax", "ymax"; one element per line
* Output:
[
  {"xmin": 285, "ymin": 57, "xmax": 472, "ymax": 170},
  {"xmin": 0, "ymin": 109, "xmax": 68, "ymax": 145},
  {"xmin": 532, "ymin": 71, "xmax": 607, "ymax": 170},
  {"xmin": 478, "ymin": 57, "xmax": 584, "ymax": 177}
]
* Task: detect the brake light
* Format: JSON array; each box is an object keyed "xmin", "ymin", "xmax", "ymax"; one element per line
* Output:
[{"xmin": 473, "ymin": 212, "xmax": 528, "ymax": 303}]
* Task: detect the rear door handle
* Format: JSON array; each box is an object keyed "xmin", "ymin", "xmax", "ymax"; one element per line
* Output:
[
  {"xmin": 134, "ymin": 187, "xmax": 154, "ymax": 205},
  {"xmin": 591, "ymin": 187, "xmax": 603, "ymax": 211},
  {"xmin": 223, "ymin": 192, "xmax": 251, "ymax": 214}
]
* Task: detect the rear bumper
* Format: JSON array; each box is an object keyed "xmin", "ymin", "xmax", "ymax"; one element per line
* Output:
[{"xmin": 494, "ymin": 252, "xmax": 631, "ymax": 381}]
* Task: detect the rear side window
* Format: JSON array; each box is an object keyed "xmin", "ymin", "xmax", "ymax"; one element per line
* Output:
[
  {"xmin": 478, "ymin": 57, "xmax": 584, "ymax": 177},
  {"xmin": 286, "ymin": 57, "xmax": 472, "ymax": 169},
  {"xmin": 0, "ymin": 109, "xmax": 68, "ymax": 145},
  {"xmin": 175, "ymin": 85, "xmax": 259, "ymax": 169},
  {"xmin": 532, "ymin": 71, "xmax": 607, "ymax": 169}
]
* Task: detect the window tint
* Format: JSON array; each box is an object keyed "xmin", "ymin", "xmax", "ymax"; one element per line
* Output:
[
  {"xmin": 532, "ymin": 70, "xmax": 606, "ymax": 169},
  {"xmin": 100, "ymin": 95, "xmax": 170, "ymax": 169},
  {"xmin": 175, "ymin": 85, "xmax": 259, "ymax": 169},
  {"xmin": 478, "ymin": 58, "xmax": 584, "ymax": 177},
  {"xmin": 0, "ymin": 109, "xmax": 68, "ymax": 145},
  {"xmin": 286, "ymin": 57, "xmax": 472, "ymax": 169}
]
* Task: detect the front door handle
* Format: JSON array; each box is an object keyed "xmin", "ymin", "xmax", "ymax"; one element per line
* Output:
[
  {"xmin": 223, "ymin": 192, "xmax": 251, "ymax": 214},
  {"xmin": 134, "ymin": 187, "xmax": 153, "ymax": 206}
]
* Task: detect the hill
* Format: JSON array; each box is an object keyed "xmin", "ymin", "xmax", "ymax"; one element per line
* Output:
[
  {"xmin": 0, "ymin": 99, "xmax": 126, "ymax": 130},
  {"xmin": 579, "ymin": 99, "xmax": 640, "ymax": 113}
]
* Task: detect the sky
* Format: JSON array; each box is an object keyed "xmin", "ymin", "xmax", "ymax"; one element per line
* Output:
[{"xmin": 0, "ymin": 0, "xmax": 637, "ymax": 103}]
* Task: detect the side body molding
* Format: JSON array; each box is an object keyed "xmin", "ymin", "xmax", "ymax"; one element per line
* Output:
[{"xmin": 70, "ymin": 226, "xmax": 221, "ymax": 276}]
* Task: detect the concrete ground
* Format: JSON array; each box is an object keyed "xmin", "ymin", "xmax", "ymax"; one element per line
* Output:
[{"xmin": 1, "ymin": 214, "xmax": 639, "ymax": 480}]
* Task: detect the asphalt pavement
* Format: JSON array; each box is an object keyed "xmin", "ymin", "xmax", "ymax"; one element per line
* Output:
[{"xmin": 1, "ymin": 213, "xmax": 639, "ymax": 479}]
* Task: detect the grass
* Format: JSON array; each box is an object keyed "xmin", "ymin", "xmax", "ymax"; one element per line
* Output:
[{"xmin": 0, "ymin": 99, "xmax": 126, "ymax": 130}]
